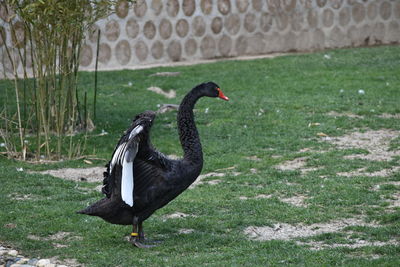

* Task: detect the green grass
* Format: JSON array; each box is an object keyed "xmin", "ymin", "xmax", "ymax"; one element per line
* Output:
[{"xmin": 1, "ymin": 46, "xmax": 400, "ymax": 266}]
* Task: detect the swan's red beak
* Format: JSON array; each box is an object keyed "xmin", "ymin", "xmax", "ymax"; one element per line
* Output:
[{"xmin": 217, "ymin": 88, "xmax": 229, "ymax": 101}]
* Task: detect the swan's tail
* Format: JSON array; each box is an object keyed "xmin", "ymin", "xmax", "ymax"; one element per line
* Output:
[{"xmin": 77, "ymin": 198, "xmax": 111, "ymax": 216}]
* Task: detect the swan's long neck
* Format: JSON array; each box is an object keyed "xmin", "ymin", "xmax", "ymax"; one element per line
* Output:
[{"xmin": 177, "ymin": 89, "xmax": 203, "ymax": 165}]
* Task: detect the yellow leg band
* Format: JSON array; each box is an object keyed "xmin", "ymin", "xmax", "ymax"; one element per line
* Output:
[{"xmin": 131, "ymin": 232, "xmax": 139, "ymax": 237}]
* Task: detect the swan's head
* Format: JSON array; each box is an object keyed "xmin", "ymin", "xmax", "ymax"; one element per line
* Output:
[
  {"xmin": 201, "ymin": 82, "xmax": 229, "ymax": 101},
  {"xmin": 132, "ymin": 110, "xmax": 156, "ymax": 130}
]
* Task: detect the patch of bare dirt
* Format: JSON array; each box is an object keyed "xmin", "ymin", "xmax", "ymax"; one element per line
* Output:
[
  {"xmin": 274, "ymin": 157, "xmax": 320, "ymax": 174},
  {"xmin": 190, "ymin": 167, "xmax": 240, "ymax": 189},
  {"xmin": 327, "ymin": 111, "xmax": 364, "ymax": 119},
  {"xmin": 178, "ymin": 228, "xmax": 195, "ymax": 234},
  {"xmin": 162, "ymin": 212, "xmax": 195, "ymax": 221},
  {"xmin": 275, "ymin": 157, "xmax": 308, "ymax": 171},
  {"xmin": 27, "ymin": 232, "xmax": 82, "ymax": 249},
  {"xmin": 244, "ymin": 218, "xmax": 378, "ymax": 241},
  {"xmin": 147, "ymin": 86, "xmax": 176, "ymax": 99},
  {"xmin": 149, "ymin": 71, "xmax": 181, "ymax": 77},
  {"xmin": 8, "ymin": 193, "xmax": 34, "ymax": 201},
  {"xmin": 36, "ymin": 167, "xmax": 104, "ymax": 183},
  {"xmin": 280, "ymin": 195, "xmax": 309, "ymax": 207},
  {"xmin": 296, "ymin": 239, "xmax": 399, "ymax": 251},
  {"xmin": 245, "ymin": 155, "xmax": 262, "ymax": 161},
  {"xmin": 338, "ymin": 166, "xmax": 400, "ymax": 177},
  {"xmin": 377, "ymin": 113, "xmax": 400, "ymax": 119},
  {"xmin": 323, "ymin": 129, "xmax": 400, "ymax": 161},
  {"xmin": 239, "ymin": 194, "xmax": 273, "ymax": 200}
]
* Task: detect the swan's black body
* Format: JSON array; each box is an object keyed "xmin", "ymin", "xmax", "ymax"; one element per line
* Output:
[{"xmin": 77, "ymin": 82, "xmax": 228, "ymax": 247}]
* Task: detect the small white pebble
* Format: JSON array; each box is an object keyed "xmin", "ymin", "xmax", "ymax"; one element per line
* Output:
[
  {"xmin": 324, "ymin": 54, "xmax": 331, "ymax": 59},
  {"xmin": 16, "ymin": 167, "xmax": 24, "ymax": 172},
  {"xmin": 24, "ymin": 140, "xmax": 29, "ymax": 144},
  {"xmin": 205, "ymin": 108, "xmax": 209, "ymax": 114},
  {"xmin": 358, "ymin": 89, "xmax": 365, "ymax": 95},
  {"xmin": 386, "ymin": 82, "xmax": 389, "ymax": 86},
  {"xmin": 339, "ymin": 89, "xmax": 344, "ymax": 94},
  {"xmin": 36, "ymin": 259, "xmax": 51, "ymax": 267},
  {"xmin": 243, "ymin": 125, "xmax": 247, "ymax": 129},
  {"xmin": 0, "ymin": 142, "xmax": 6, "ymax": 147},
  {"xmin": 128, "ymin": 82, "xmax": 133, "ymax": 86},
  {"xmin": 8, "ymin": 249, "xmax": 18, "ymax": 256}
]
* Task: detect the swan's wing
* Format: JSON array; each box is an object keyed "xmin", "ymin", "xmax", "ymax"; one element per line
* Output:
[{"xmin": 102, "ymin": 124, "xmax": 144, "ymax": 206}]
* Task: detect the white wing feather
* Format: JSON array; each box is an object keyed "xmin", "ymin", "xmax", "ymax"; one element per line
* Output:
[
  {"xmin": 121, "ymin": 155, "xmax": 134, "ymax": 207},
  {"xmin": 108, "ymin": 124, "xmax": 143, "ymax": 207}
]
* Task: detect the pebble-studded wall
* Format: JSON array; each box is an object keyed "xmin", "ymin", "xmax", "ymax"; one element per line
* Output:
[{"xmin": 2, "ymin": 0, "xmax": 400, "ymax": 73}]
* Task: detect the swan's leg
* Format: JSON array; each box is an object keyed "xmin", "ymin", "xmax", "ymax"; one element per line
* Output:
[{"xmin": 129, "ymin": 217, "xmax": 155, "ymax": 248}]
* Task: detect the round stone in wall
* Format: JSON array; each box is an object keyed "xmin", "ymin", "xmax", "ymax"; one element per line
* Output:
[
  {"xmin": 183, "ymin": 0, "xmax": 196, "ymax": 16},
  {"xmin": 347, "ymin": 25, "xmax": 361, "ymax": 46},
  {"xmin": 379, "ymin": 1, "xmax": 391, "ymax": 21},
  {"xmin": 12, "ymin": 21, "xmax": 25, "ymax": 48},
  {"xmin": 200, "ymin": 35, "xmax": 216, "ymax": 59},
  {"xmin": 296, "ymin": 30, "xmax": 311, "ymax": 51},
  {"xmin": 267, "ymin": 0, "xmax": 281, "ymax": 14},
  {"xmin": 276, "ymin": 12, "xmax": 289, "ymax": 31},
  {"xmin": 116, "ymin": 0, "xmax": 129, "ymax": 18},
  {"xmin": 193, "ymin": 16, "xmax": 206, "ymax": 37},
  {"xmin": 367, "ymin": 3, "xmax": 378, "ymax": 20},
  {"xmin": 185, "ymin": 38, "xmax": 197, "ymax": 56},
  {"xmin": 282, "ymin": 31, "xmax": 296, "ymax": 51},
  {"xmin": 387, "ymin": 21, "xmax": 399, "ymax": 43},
  {"xmin": 151, "ymin": 0, "xmax": 163, "ymax": 15},
  {"xmin": 312, "ymin": 29, "xmax": 325, "ymax": 50},
  {"xmin": 235, "ymin": 35, "xmax": 247, "ymax": 56},
  {"xmin": 307, "ymin": 9, "xmax": 318, "ymax": 28},
  {"xmin": 88, "ymin": 24, "xmax": 100, "ymax": 43},
  {"xmin": 126, "ymin": 18, "xmax": 140, "ymax": 39},
  {"xmin": 237, "ymin": 0, "xmax": 249, "ymax": 13},
  {"xmin": 322, "ymin": 8, "xmax": 334, "ymax": 28},
  {"xmin": 80, "ymin": 44, "xmax": 93, "ymax": 67},
  {"xmin": 211, "ymin": 17, "xmax": 223, "ymax": 34},
  {"xmin": 0, "ymin": 26, "xmax": 6, "ymax": 46},
  {"xmin": 291, "ymin": 11, "xmax": 304, "ymax": 32},
  {"xmin": 159, "ymin": 18, "xmax": 173, "ymax": 39},
  {"xmin": 225, "ymin": 14, "xmax": 241, "ymax": 35},
  {"xmin": 316, "ymin": 0, "xmax": 327, "ymax": 8},
  {"xmin": 167, "ymin": 0, "xmax": 179, "ymax": 17},
  {"xmin": 260, "ymin": 13, "xmax": 273, "ymax": 32},
  {"xmin": 218, "ymin": 0, "xmax": 231, "ymax": 15},
  {"xmin": 201, "ymin": 0, "xmax": 213, "ymax": 15},
  {"xmin": 371, "ymin": 22, "xmax": 385, "ymax": 44},
  {"xmin": 247, "ymin": 32, "xmax": 265, "ymax": 54},
  {"xmin": 98, "ymin": 43, "xmax": 111, "ymax": 64},
  {"xmin": 352, "ymin": 3, "xmax": 366, "ymax": 24},
  {"xmin": 252, "ymin": 0, "xmax": 263, "ymax": 11},
  {"xmin": 135, "ymin": 40, "xmax": 149, "ymax": 62},
  {"xmin": 2, "ymin": 48, "xmax": 19, "ymax": 73},
  {"xmin": 167, "ymin": 40, "xmax": 182, "ymax": 61},
  {"xmin": 134, "ymin": 0, "xmax": 147, "ymax": 17},
  {"xmin": 0, "ymin": 4, "xmax": 14, "ymax": 22},
  {"xmin": 395, "ymin": 2, "xmax": 400, "ymax": 19},
  {"xmin": 151, "ymin": 41, "xmax": 164, "ymax": 59},
  {"xmin": 283, "ymin": 0, "xmax": 296, "ymax": 12},
  {"xmin": 244, "ymin": 13, "xmax": 256, "ymax": 33},
  {"xmin": 176, "ymin": 19, "xmax": 189, "ymax": 38},
  {"xmin": 339, "ymin": 7, "xmax": 350, "ymax": 27},
  {"xmin": 144, "ymin": 21, "xmax": 156, "ymax": 39},
  {"xmin": 330, "ymin": 0, "xmax": 343, "ymax": 9},
  {"xmin": 105, "ymin": 19, "xmax": 120, "ymax": 41},
  {"xmin": 218, "ymin": 34, "xmax": 232, "ymax": 57},
  {"xmin": 115, "ymin": 40, "xmax": 131, "ymax": 65},
  {"xmin": 329, "ymin": 26, "xmax": 346, "ymax": 48}
]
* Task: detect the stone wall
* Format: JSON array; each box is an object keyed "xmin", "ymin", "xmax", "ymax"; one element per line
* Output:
[{"xmin": 2, "ymin": 0, "xmax": 400, "ymax": 74}]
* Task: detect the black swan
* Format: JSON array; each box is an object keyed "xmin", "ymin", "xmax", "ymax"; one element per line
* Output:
[{"xmin": 78, "ymin": 82, "xmax": 229, "ymax": 248}]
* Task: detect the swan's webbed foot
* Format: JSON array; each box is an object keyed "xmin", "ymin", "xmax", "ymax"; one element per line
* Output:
[
  {"xmin": 130, "ymin": 217, "xmax": 159, "ymax": 248},
  {"xmin": 129, "ymin": 234, "xmax": 157, "ymax": 248}
]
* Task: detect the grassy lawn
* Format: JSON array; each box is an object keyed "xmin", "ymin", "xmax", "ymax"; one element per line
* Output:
[{"xmin": 1, "ymin": 45, "xmax": 400, "ymax": 266}]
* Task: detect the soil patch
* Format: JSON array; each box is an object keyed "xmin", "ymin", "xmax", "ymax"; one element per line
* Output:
[
  {"xmin": 147, "ymin": 86, "xmax": 176, "ymax": 99},
  {"xmin": 327, "ymin": 111, "xmax": 364, "ymax": 119},
  {"xmin": 244, "ymin": 218, "xmax": 377, "ymax": 241},
  {"xmin": 36, "ymin": 167, "xmax": 104, "ymax": 183},
  {"xmin": 338, "ymin": 166, "xmax": 400, "ymax": 177},
  {"xmin": 296, "ymin": 239, "xmax": 399, "ymax": 251},
  {"xmin": 322, "ymin": 129, "xmax": 400, "ymax": 161}
]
